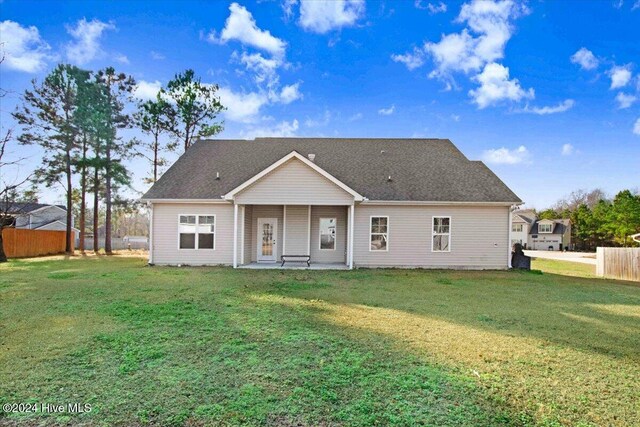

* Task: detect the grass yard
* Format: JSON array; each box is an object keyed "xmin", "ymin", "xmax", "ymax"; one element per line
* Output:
[{"xmin": 1, "ymin": 256, "xmax": 638, "ymax": 426}]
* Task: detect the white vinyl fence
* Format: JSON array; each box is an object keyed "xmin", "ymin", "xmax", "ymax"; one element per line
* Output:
[{"xmin": 596, "ymin": 247, "xmax": 640, "ymax": 282}]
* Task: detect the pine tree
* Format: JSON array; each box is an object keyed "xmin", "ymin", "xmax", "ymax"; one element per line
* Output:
[
  {"xmin": 165, "ymin": 69, "xmax": 224, "ymax": 151},
  {"xmin": 13, "ymin": 64, "xmax": 90, "ymax": 253}
]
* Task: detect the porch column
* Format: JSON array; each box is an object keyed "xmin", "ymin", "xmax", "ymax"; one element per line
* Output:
[
  {"xmin": 233, "ymin": 203, "xmax": 238, "ymax": 268},
  {"xmin": 240, "ymin": 205, "xmax": 245, "ymax": 265},
  {"xmin": 307, "ymin": 205, "xmax": 311, "ymax": 255},
  {"xmin": 349, "ymin": 203, "xmax": 355, "ymax": 269},
  {"xmin": 507, "ymin": 206, "xmax": 513, "ymax": 269},
  {"xmin": 283, "ymin": 205, "xmax": 287, "ymax": 255}
]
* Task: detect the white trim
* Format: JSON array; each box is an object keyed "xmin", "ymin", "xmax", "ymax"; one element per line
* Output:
[
  {"xmin": 369, "ymin": 215, "xmax": 389, "ymax": 252},
  {"xmin": 431, "ymin": 216, "xmax": 451, "ymax": 253},
  {"xmin": 318, "ymin": 217, "xmax": 337, "ymax": 251},
  {"xmin": 233, "ymin": 204, "xmax": 238, "ymax": 268},
  {"xmin": 25, "ymin": 205, "xmax": 68, "ymax": 215},
  {"xmin": 307, "ymin": 205, "xmax": 311, "ymax": 255},
  {"xmin": 223, "ymin": 151, "xmax": 364, "ymax": 201},
  {"xmin": 362, "ymin": 200, "xmax": 520, "ymax": 206},
  {"xmin": 349, "ymin": 204, "xmax": 354, "ymax": 269},
  {"xmin": 33, "ymin": 220, "xmax": 80, "ymax": 233},
  {"xmin": 141, "ymin": 198, "xmax": 231, "ymax": 204},
  {"xmin": 508, "ymin": 207, "xmax": 513, "ymax": 268},
  {"xmin": 283, "ymin": 205, "xmax": 287, "ymax": 255},
  {"xmin": 148, "ymin": 202, "xmax": 154, "ymax": 264},
  {"xmin": 240, "ymin": 205, "xmax": 245, "ymax": 265},
  {"xmin": 177, "ymin": 214, "xmax": 216, "ymax": 250}
]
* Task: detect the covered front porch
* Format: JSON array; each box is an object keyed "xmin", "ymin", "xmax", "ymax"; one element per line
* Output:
[{"xmin": 232, "ymin": 204, "xmax": 355, "ymax": 269}]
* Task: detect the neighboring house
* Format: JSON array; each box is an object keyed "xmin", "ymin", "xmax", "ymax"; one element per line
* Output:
[
  {"xmin": 511, "ymin": 208, "xmax": 571, "ymax": 251},
  {"xmin": 141, "ymin": 138, "xmax": 522, "ymax": 269},
  {"xmin": 0, "ymin": 202, "xmax": 77, "ymax": 232}
]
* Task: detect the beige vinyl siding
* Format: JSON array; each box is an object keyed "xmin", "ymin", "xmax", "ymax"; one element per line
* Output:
[
  {"xmin": 353, "ymin": 205, "xmax": 509, "ymax": 269},
  {"xmin": 250, "ymin": 205, "xmax": 284, "ymax": 262},
  {"xmin": 310, "ymin": 206, "xmax": 347, "ymax": 263},
  {"xmin": 151, "ymin": 203, "xmax": 233, "ymax": 265},
  {"xmin": 235, "ymin": 158, "xmax": 354, "ymax": 206},
  {"xmin": 284, "ymin": 205, "xmax": 309, "ymax": 255},
  {"xmin": 242, "ymin": 205, "xmax": 253, "ymax": 264}
]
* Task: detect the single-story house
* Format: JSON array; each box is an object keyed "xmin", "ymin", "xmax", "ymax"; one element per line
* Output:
[
  {"xmin": 141, "ymin": 138, "xmax": 523, "ymax": 269},
  {"xmin": 511, "ymin": 208, "xmax": 571, "ymax": 251},
  {"xmin": 0, "ymin": 202, "xmax": 78, "ymax": 232}
]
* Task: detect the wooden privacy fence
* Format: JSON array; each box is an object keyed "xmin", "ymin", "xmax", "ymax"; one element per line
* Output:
[
  {"xmin": 596, "ymin": 247, "xmax": 640, "ymax": 282},
  {"xmin": 2, "ymin": 228, "xmax": 74, "ymax": 258}
]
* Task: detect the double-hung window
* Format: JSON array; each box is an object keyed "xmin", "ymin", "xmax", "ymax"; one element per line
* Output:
[
  {"xmin": 539, "ymin": 223, "xmax": 552, "ymax": 233},
  {"xmin": 179, "ymin": 215, "xmax": 215, "ymax": 249},
  {"xmin": 432, "ymin": 216, "xmax": 451, "ymax": 252},
  {"xmin": 370, "ymin": 216, "xmax": 388, "ymax": 251},
  {"xmin": 319, "ymin": 218, "xmax": 337, "ymax": 250},
  {"xmin": 512, "ymin": 223, "xmax": 523, "ymax": 232}
]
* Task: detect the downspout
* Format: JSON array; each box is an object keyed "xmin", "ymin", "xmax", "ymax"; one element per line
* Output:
[{"xmin": 507, "ymin": 205, "xmax": 515, "ymax": 269}]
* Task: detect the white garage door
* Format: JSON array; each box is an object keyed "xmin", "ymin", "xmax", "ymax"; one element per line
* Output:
[{"xmin": 532, "ymin": 238, "xmax": 560, "ymax": 250}]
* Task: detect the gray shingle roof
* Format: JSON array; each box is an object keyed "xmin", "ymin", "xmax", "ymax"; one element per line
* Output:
[
  {"xmin": 142, "ymin": 138, "xmax": 522, "ymax": 203},
  {"xmin": 0, "ymin": 202, "xmax": 66, "ymax": 214}
]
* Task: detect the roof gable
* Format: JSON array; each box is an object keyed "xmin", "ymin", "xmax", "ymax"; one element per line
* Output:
[{"xmin": 225, "ymin": 151, "xmax": 363, "ymax": 202}]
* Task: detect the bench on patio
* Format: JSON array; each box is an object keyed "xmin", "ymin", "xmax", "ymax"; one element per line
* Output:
[{"xmin": 281, "ymin": 255, "xmax": 311, "ymax": 267}]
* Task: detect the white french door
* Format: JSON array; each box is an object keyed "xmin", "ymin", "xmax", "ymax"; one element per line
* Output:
[{"xmin": 257, "ymin": 218, "xmax": 277, "ymax": 262}]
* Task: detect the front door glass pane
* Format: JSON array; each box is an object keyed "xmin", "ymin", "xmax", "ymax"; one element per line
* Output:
[{"xmin": 262, "ymin": 223, "xmax": 273, "ymax": 256}]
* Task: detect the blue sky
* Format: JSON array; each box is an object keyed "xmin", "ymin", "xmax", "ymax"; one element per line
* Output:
[{"xmin": 1, "ymin": 0, "xmax": 639, "ymax": 208}]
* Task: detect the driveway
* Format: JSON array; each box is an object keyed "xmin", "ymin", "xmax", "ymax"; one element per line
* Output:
[{"xmin": 524, "ymin": 250, "xmax": 597, "ymax": 265}]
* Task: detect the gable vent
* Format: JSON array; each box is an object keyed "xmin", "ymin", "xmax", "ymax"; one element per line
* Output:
[{"xmin": 308, "ymin": 153, "xmax": 316, "ymax": 162}]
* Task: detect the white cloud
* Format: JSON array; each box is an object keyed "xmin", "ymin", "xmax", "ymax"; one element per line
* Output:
[
  {"xmin": 277, "ymin": 82, "xmax": 303, "ymax": 104},
  {"xmin": 391, "ymin": 48, "xmax": 425, "ymax": 70},
  {"xmin": 633, "ymin": 0, "xmax": 640, "ymax": 10},
  {"xmin": 348, "ymin": 112, "xmax": 363, "ymax": 121},
  {"xmin": 150, "ymin": 51, "xmax": 165, "ymax": 60},
  {"xmin": 65, "ymin": 18, "xmax": 116, "ymax": 65},
  {"xmin": 482, "ymin": 145, "xmax": 529, "ymax": 164},
  {"xmin": 561, "ymin": 143, "xmax": 574, "ymax": 156},
  {"xmin": 451, "ymin": 114, "xmax": 461, "ymax": 121},
  {"xmin": 218, "ymin": 86, "xmax": 269, "ymax": 123},
  {"xmin": 615, "ymin": 92, "xmax": 637, "ymax": 109},
  {"xmin": 469, "ymin": 62, "xmax": 534, "ymax": 109},
  {"xmin": 283, "ymin": 0, "xmax": 297, "ymax": 20},
  {"xmin": 298, "ymin": 0, "xmax": 365, "ymax": 34},
  {"xmin": 634, "ymin": 117, "xmax": 640, "ymax": 136},
  {"xmin": 208, "ymin": 3, "xmax": 286, "ymax": 59},
  {"xmin": 608, "ymin": 64, "xmax": 632, "ymax": 89},
  {"xmin": 234, "ymin": 51, "xmax": 280, "ymax": 86},
  {"xmin": 114, "ymin": 54, "xmax": 129, "ymax": 64},
  {"xmin": 427, "ymin": 0, "xmax": 527, "ymax": 78},
  {"xmin": 0, "ymin": 20, "xmax": 52, "ymax": 73},
  {"xmin": 415, "ymin": 1, "xmax": 447, "ymax": 14},
  {"xmin": 133, "ymin": 80, "xmax": 163, "ymax": 100},
  {"xmin": 523, "ymin": 99, "xmax": 575, "ymax": 115},
  {"xmin": 305, "ymin": 110, "xmax": 331, "ymax": 127},
  {"xmin": 240, "ymin": 119, "xmax": 299, "ymax": 139},
  {"xmin": 570, "ymin": 47, "xmax": 599, "ymax": 70},
  {"xmin": 393, "ymin": 0, "xmax": 531, "ymax": 104},
  {"xmin": 378, "ymin": 104, "xmax": 395, "ymax": 115}
]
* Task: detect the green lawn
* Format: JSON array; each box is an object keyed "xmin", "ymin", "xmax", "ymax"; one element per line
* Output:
[{"xmin": 1, "ymin": 256, "xmax": 638, "ymax": 426}]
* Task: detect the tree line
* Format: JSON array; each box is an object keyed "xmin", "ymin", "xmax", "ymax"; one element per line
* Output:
[
  {"xmin": 535, "ymin": 188, "xmax": 640, "ymax": 250},
  {"xmin": 0, "ymin": 63, "xmax": 224, "ymax": 262}
]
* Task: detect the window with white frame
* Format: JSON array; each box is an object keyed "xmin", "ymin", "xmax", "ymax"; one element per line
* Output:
[
  {"xmin": 319, "ymin": 218, "xmax": 336, "ymax": 250},
  {"xmin": 370, "ymin": 216, "xmax": 388, "ymax": 251},
  {"xmin": 432, "ymin": 217, "xmax": 451, "ymax": 252},
  {"xmin": 539, "ymin": 223, "xmax": 552, "ymax": 233},
  {"xmin": 512, "ymin": 223, "xmax": 524, "ymax": 232},
  {"xmin": 179, "ymin": 215, "xmax": 215, "ymax": 249}
]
